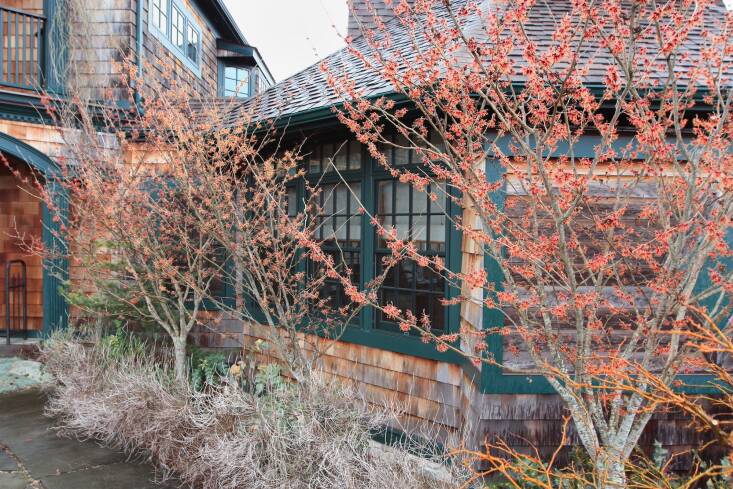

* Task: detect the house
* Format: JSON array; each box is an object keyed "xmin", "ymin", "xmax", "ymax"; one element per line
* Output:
[
  {"xmin": 0, "ymin": 0, "xmax": 272, "ymax": 344},
  {"xmin": 194, "ymin": 0, "xmax": 733, "ymax": 461},
  {"xmin": 1, "ymin": 0, "xmax": 729, "ymax": 465}
]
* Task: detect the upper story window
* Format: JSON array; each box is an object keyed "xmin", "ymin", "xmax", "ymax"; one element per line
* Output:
[
  {"xmin": 151, "ymin": 0, "xmax": 168, "ymax": 33},
  {"xmin": 171, "ymin": 6, "xmax": 185, "ymax": 49},
  {"xmin": 187, "ymin": 25, "xmax": 200, "ymax": 63},
  {"xmin": 223, "ymin": 66, "xmax": 251, "ymax": 97},
  {"xmin": 148, "ymin": 0, "xmax": 202, "ymax": 77}
]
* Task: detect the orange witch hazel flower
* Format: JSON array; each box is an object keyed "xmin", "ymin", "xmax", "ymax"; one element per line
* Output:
[{"xmin": 325, "ymin": 0, "xmax": 733, "ymax": 480}]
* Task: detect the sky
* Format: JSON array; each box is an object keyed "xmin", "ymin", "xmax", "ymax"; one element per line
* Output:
[{"xmin": 223, "ymin": 0, "xmax": 349, "ymax": 83}]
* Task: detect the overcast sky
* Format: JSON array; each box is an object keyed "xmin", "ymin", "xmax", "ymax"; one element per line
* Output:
[{"xmin": 223, "ymin": 0, "xmax": 349, "ymax": 82}]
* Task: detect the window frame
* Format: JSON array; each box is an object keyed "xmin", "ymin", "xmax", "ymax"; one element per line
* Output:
[
  {"xmin": 299, "ymin": 134, "xmax": 464, "ymax": 363},
  {"xmin": 148, "ymin": 0, "xmax": 202, "ymax": 77},
  {"xmin": 221, "ymin": 65, "xmax": 252, "ymax": 98}
]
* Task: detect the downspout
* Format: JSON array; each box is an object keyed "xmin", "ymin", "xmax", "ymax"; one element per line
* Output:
[{"xmin": 135, "ymin": 0, "xmax": 144, "ymax": 107}]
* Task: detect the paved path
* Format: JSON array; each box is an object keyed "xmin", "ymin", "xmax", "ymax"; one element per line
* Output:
[{"xmin": 0, "ymin": 389, "xmax": 177, "ymax": 489}]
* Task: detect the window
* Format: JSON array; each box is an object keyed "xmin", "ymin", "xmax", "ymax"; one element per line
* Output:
[
  {"xmin": 171, "ymin": 6, "xmax": 185, "ymax": 50},
  {"xmin": 148, "ymin": 0, "xmax": 202, "ymax": 76},
  {"xmin": 223, "ymin": 66, "xmax": 250, "ymax": 97},
  {"xmin": 257, "ymin": 73, "xmax": 270, "ymax": 94},
  {"xmin": 151, "ymin": 0, "xmax": 168, "ymax": 34},
  {"xmin": 290, "ymin": 134, "xmax": 457, "ymax": 359},
  {"xmin": 375, "ymin": 180, "xmax": 447, "ymax": 332},
  {"xmin": 307, "ymin": 140, "xmax": 362, "ymax": 174},
  {"xmin": 311, "ymin": 182, "xmax": 362, "ymax": 308},
  {"xmin": 305, "ymin": 141, "xmax": 363, "ymax": 308},
  {"xmin": 187, "ymin": 25, "xmax": 199, "ymax": 63}
]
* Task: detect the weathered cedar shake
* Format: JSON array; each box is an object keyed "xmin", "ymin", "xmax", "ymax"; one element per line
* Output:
[
  {"xmin": 191, "ymin": 163, "xmax": 719, "ymax": 462},
  {"xmin": 61, "ymin": 0, "xmax": 221, "ymax": 101},
  {"xmin": 139, "ymin": 0, "xmax": 220, "ymax": 98},
  {"xmin": 0, "ymin": 159, "xmax": 43, "ymax": 331},
  {"xmin": 2, "ymin": 0, "xmax": 43, "ymax": 14}
]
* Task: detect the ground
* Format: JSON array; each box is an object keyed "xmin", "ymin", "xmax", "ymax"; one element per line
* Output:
[{"xmin": 0, "ymin": 359, "xmax": 176, "ymax": 489}]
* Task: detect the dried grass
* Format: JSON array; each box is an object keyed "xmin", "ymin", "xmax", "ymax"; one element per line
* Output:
[{"xmin": 41, "ymin": 335, "xmax": 466, "ymax": 488}]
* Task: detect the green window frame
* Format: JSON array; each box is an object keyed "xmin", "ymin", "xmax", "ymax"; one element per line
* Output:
[
  {"xmin": 480, "ymin": 134, "xmax": 730, "ymax": 395},
  {"xmin": 373, "ymin": 179, "xmax": 448, "ymax": 334},
  {"xmin": 299, "ymin": 134, "xmax": 464, "ymax": 363}
]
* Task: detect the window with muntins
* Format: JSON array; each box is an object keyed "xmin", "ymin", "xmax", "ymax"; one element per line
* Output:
[
  {"xmin": 297, "ymin": 134, "xmax": 457, "ymax": 358},
  {"xmin": 306, "ymin": 142, "xmax": 363, "ymax": 308},
  {"xmin": 151, "ymin": 0, "xmax": 168, "ymax": 33},
  {"xmin": 375, "ymin": 180, "xmax": 447, "ymax": 332},
  {"xmin": 223, "ymin": 66, "xmax": 250, "ymax": 97},
  {"xmin": 148, "ymin": 0, "xmax": 202, "ymax": 76}
]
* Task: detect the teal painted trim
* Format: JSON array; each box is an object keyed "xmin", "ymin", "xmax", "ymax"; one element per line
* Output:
[
  {"xmin": 0, "ymin": 89, "xmax": 53, "ymax": 125},
  {"xmin": 41, "ymin": 182, "xmax": 68, "ymax": 333},
  {"xmin": 261, "ymin": 82, "xmax": 716, "ymax": 134},
  {"xmin": 216, "ymin": 40, "xmax": 274, "ymax": 85},
  {"xmin": 479, "ymin": 156, "xmax": 554, "ymax": 394},
  {"xmin": 486, "ymin": 133, "xmax": 699, "ymax": 160},
  {"xmin": 0, "ymin": 132, "xmax": 60, "ymax": 177},
  {"xmin": 0, "ymin": 329, "xmax": 42, "ymax": 339},
  {"xmin": 43, "ymin": 0, "xmax": 66, "ymax": 95},
  {"xmin": 479, "ymin": 143, "xmax": 733, "ymax": 395},
  {"xmin": 135, "ymin": 0, "xmax": 144, "ymax": 107}
]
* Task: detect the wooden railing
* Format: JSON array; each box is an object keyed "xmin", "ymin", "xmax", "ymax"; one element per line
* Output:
[{"xmin": 0, "ymin": 6, "xmax": 45, "ymax": 91}]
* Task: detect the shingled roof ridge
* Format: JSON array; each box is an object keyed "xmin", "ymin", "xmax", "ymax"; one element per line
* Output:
[{"xmin": 225, "ymin": 0, "xmax": 730, "ymax": 126}]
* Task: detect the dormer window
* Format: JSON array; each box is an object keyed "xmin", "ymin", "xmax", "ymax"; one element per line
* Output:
[
  {"xmin": 222, "ymin": 66, "xmax": 251, "ymax": 98},
  {"xmin": 148, "ymin": 0, "xmax": 202, "ymax": 77}
]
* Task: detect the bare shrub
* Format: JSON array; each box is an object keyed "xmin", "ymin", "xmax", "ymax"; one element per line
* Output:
[{"xmin": 41, "ymin": 334, "xmax": 465, "ymax": 489}]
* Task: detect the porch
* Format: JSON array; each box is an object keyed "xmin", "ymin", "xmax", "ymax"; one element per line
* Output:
[
  {"xmin": 0, "ymin": 129, "xmax": 67, "ymax": 345},
  {"xmin": 0, "ymin": 0, "xmax": 58, "ymax": 94}
]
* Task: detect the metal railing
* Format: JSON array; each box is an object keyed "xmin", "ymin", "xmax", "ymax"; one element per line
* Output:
[
  {"xmin": 4, "ymin": 260, "xmax": 28, "ymax": 344},
  {"xmin": 0, "ymin": 6, "xmax": 45, "ymax": 91}
]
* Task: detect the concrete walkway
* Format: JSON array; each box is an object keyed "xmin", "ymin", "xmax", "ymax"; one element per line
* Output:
[{"xmin": 0, "ymin": 389, "xmax": 177, "ymax": 489}]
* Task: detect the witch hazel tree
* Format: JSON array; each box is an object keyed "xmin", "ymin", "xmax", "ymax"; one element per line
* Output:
[{"xmin": 326, "ymin": 0, "xmax": 733, "ymax": 485}]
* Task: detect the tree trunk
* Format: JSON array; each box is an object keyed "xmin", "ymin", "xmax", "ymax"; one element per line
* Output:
[
  {"xmin": 172, "ymin": 336, "xmax": 188, "ymax": 385},
  {"xmin": 597, "ymin": 451, "xmax": 627, "ymax": 489}
]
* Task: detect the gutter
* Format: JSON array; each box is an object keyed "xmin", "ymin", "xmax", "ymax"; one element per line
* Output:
[{"xmin": 135, "ymin": 0, "xmax": 144, "ymax": 107}]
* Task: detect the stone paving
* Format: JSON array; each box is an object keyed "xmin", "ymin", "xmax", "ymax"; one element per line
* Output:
[
  {"xmin": 0, "ymin": 385, "xmax": 178, "ymax": 488},
  {"xmin": 0, "ymin": 358, "xmax": 52, "ymax": 394}
]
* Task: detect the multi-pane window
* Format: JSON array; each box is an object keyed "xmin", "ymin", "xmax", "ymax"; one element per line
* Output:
[
  {"xmin": 223, "ymin": 66, "xmax": 250, "ymax": 97},
  {"xmin": 292, "ymin": 135, "xmax": 453, "ymax": 348},
  {"xmin": 187, "ymin": 25, "xmax": 199, "ymax": 63},
  {"xmin": 151, "ymin": 0, "xmax": 168, "ymax": 34},
  {"xmin": 311, "ymin": 182, "xmax": 362, "ymax": 307},
  {"xmin": 257, "ymin": 73, "xmax": 270, "ymax": 94},
  {"xmin": 305, "ymin": 141, "xmax": 364, "ymax": 308},
  {"xmin": 171, "ymin": 6, "xmax": 185, "ymax": 50},
  {"xmin": 375, "ymin": 180, "xmax": 447, "ymax": 332},
  {"xmin": 307, "ymin": 140, "xmax": 362, "ymax": 174},
  {"xmin": 149, "ymin": 0, "xmax": 201, "ymax": 74}
]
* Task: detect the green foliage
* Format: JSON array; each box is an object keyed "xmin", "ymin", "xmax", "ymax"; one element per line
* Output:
[
  {"xmin": 100, "ymin": 322, "xmax": 148, "ymax": 360},
  {"xmin": 254, "ymin": 363, "xmax": 287, "ymax": 396},
  {"xmin": 189, "ymin": 347, "xmax": 229, "ymax": 391}
]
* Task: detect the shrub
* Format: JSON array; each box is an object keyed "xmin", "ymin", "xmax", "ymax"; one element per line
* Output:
[{"xmin": 41, "ymin": 334, "xmax": 465, "ymax": 489}]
